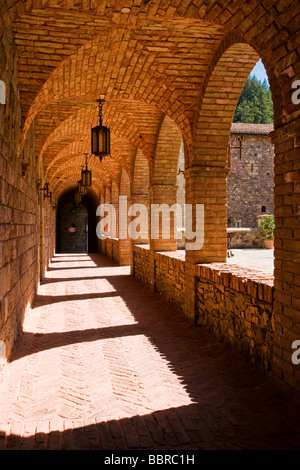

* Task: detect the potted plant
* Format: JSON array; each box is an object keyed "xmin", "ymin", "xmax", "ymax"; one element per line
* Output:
[{"xmin": 259, "ymin": 215, "xmax": 275, "ymax": 248}]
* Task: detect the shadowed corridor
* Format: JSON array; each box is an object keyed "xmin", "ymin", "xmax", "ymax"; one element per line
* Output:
[{"xmin": 0, "ymin": 253, "xmax": 299, "ymax": 450}]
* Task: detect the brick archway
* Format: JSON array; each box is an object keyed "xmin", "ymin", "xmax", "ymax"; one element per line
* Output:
[
  {"xmin": 117, "ymin": 167, "xmax": 132, "ymax": 266},
  {"xmin": 185, "ymin": 39, "xmax": 261, "ymax": 267},
  {"xmin": 0, "ymin": 0, "xmax": 299, "ymax": 398},
  {"xmin": 56, "ymin": 188, "xmax": 98, "ymax": 254},
  {"xmin": 150, "ymin": 114, "xmax": 183, "ymax": 252},
  {"xmin": 132, "ymin": 149, "xmax": 150, "ymax": 245},
  {"xmin": 36, "ymin": 102, "xmax": 154, "ymax": 205},
  {"xmin": 19, "ymin": 36, "xmax": 193, "ymax": 158},
  {"xmin": 192, "ymin": 40, "xmax": 260, "ymax": 168}
]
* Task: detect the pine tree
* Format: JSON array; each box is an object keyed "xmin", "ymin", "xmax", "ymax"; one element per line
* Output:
[{"xmin": 233, "ymin": 75, "xmax": 274, "ymax": 124}]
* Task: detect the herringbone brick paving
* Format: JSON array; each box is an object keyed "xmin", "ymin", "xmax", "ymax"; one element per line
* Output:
[{"xmin": 0, "ymin": 253, "xmax": 299, "ymax": 450}]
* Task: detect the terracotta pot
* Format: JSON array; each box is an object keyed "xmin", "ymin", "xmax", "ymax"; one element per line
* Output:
[{"xmin": 263, "ymin": 238, "xmax": 274, "ymax": 249}]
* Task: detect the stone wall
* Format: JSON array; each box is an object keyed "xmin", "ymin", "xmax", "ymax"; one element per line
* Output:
[
  {"xmin": 133, "ymin": 246, "xmax": 186, "ymax": 310},
  {"xmin": 132, "ymin": 245, "xmax": 151, "ymax": 285},
  {"xmin": 154, "ymin": 251, "xmax": 186, "ymax": 310},
  {"xmin": 227, "ymin": 228, "xmax": 264, "ymax": 248},
  {"xmin": 228, "ymin": 129, "xmax": 275, "ymax": 229},
  {"xmin": 101, "ymin": 237, "xmax": 120, "ymax": 264},
  {"xmin": 196, "ymin": 264, "xmax": 274, "ymax": 373},
  {"xmin": 133, "ymin": 246, "xmax": 275, "ymax": 376}
]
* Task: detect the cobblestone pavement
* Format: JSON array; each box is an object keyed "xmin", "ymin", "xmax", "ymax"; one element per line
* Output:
[{"xmin": 0, "ymin": 253, "xmax": 299, "ymax": 450}]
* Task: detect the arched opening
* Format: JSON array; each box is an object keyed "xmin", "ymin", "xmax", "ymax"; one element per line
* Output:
[
  {"xmin": 0, "ymin": 0, "xmax": 299, "ymax": 437},
  {"xmin": 227, "ymin": 59, "xmax": 275, "ymax": 270},
  {"xmin": 176, "ymin": 141, "xmax": 185, "ymax": 249},
  {"xmin": 118, "ymin": 168, "xmax": 132, "ymax": 266},
  {"xmin": 132, "ymin": 149, "xmax": 150, "ymax": 245},
  {"xmin": 56, "ymin": 189, "xmax": 98, "ymax": 254},
  {"xmin": 185, "ymin": 40, "xmax": 260, "ymax": 265},
  {"xmin": 0, "ymin": 80, "xmax": 5, "ymax": 104},
  {"xmin": 151, "ymin": 114, "xmax": 182, "ymax": 252}
]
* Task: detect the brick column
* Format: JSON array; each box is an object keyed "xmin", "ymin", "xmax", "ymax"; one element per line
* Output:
[
  {"xmin": 39, "ymin": 197, "xmax": 45, "ymax": 280},
  {"xmin": 149, "ymin": 183, "xmax": 178, "ymax": 252},
  {"xmin": 97, "ymin": 192, "xmax": 105, "ymax": 255},
  {"xmin": 104, "ymin": 184, "xmax": 111, "ymax": 257},
  {"xmin": 130, "ymin": 192, "xmax": 150, "ymax": 276},
  {"xmin": 269, "ymin": 122, "xmax": 300, "ymax": 394},
  {"xmin": 130, "ymin": 193, "xmax": 150, "ymax": 245},
  {"xmin": 119, "ymin": 195, "xmax": 132, "ymax": 266},
  {"xmin": 148, "ymin": 183, "xmax": 178, "ymax": 289},
  {"xmin": 184, "ymin": 165, "xmax": 228, "ymax": 321}
]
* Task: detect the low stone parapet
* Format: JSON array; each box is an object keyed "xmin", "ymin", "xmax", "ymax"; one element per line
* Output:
[
  {"xmin": 227, "ymin": 227, "xmax": 263, "ymax": 248},
  {"xmin": 101, "ymin": 237, "xmax": 120, "ymax": 264},
  {"xmin": 132, "ymin": 244, "xmax": 275, "ymax": 375},
  {"xmin": 196, "ymin": 263, "xmax": 274, "ymax": 373},
  {"xmin": 132, "ymin": 244, "xmax": 151, "ymax": 285}
]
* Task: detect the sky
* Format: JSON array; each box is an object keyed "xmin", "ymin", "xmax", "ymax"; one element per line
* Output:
[{"xmin": 250, "ymin": 59, "xmax": 269, "ymax": 85}]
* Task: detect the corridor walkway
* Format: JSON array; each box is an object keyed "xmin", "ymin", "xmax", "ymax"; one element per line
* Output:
[{"xmin": 0, "ymin": 253, "xmax": 299, "ymax": 450}]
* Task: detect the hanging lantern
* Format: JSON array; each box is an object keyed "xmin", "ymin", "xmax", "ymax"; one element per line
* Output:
[
  {"xmin": 81, "ymin": 153, "xmax": 92, "ymax": 187},
  {"xmin": 75, "ymin": 191, "xmax": 81, "ymax": 206},
  {"xmin": 91, "ymin": 97, "xmax": 110, "ymax": 161},
  {"xmin": 78, "ymin": 179, "xmax": 87, "ymax": 195}
]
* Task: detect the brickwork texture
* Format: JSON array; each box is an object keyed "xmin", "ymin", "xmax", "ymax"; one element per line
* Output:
[{"xmin": 0, "ymin": 0, "xmax": 299, "ymax": 399}]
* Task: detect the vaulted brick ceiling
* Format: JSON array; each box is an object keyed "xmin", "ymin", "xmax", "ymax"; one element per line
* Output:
[{"xmin": 6, "ymin": 0, "xmax": 278, "ymax": 200}]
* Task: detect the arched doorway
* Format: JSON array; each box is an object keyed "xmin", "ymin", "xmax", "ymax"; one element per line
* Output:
[{"xmin": 56, "ymin": 189, "xmax": 98, "ymax": 254}]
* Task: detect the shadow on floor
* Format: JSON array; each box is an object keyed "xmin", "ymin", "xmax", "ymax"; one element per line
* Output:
[
  {"xmin": 4, "ymin": 253, "xmax": 300, "ymax": 450},
  {"xmin": 40, "ymin": 275, "xmax": 129, "ymax": 285},
  {"xmin": 1, "ymin": 403, "xmax": 299, "ymax": 451},
  {"xmin": 31, "ymin": 291, "xmax": 120, "ymax": 307},
  {"xmin": 10, "ymin": 324, "xmax": 142, "ymax": 361}
]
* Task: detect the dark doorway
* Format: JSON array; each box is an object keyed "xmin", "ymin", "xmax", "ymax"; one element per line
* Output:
[{"xmin": 56, "ymin": 189, "xmax": 98, "ymax": 253}]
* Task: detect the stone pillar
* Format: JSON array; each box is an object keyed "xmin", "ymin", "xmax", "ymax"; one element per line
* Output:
[{"xmin": 184, "ymin": 165, "xmax": 228, "ymax": 321}]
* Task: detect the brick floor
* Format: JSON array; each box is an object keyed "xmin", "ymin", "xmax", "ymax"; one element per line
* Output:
[{"xmin": 0, "ymin": 253, "xmax": 299, "ymax": 450}]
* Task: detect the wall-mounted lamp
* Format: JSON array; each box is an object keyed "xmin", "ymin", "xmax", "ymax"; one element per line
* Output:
[
  {"xmin": 44, "ymin": 190, "xmax": 52, "ymax": 203},
  {"xmin": 38, "ymin": 182, "xmax": 49, "ymax": 196},
  {"xmin": 229, "ymin": 134, "xmax": 244, "ymax": 161},
  {"xmin": 237, "ymin": 134, "xmax": 244, "ymax": 160},
  {"xmin": 22, "ymin": 162, "xmax": 29, "ymax": 177},
  {"xmin": 38, "ymin": 182, "xmax": 52, "ymax": 203}
]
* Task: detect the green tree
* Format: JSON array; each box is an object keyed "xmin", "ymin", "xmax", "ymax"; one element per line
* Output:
[{"xmin": 233, "ymin": 75, "xmax": 274, "ymax": 124}]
